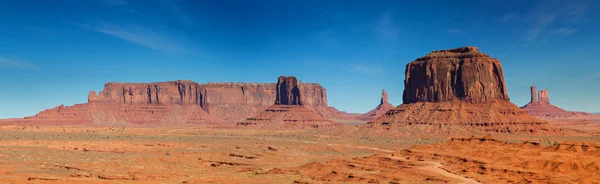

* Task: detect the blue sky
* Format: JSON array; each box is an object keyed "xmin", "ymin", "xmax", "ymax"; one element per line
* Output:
[{"xmin": 1, "ymin": 0, "xmax": 599, "ymax": 118}]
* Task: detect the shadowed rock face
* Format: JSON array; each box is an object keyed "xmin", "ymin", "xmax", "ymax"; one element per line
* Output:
[
  {"xmin": 403, "ymin": 46, "xmax": 509, "ymax": 104},
  {"xmin": 275, "ymin": 76, "xmax": 304, "ymax": 106}
]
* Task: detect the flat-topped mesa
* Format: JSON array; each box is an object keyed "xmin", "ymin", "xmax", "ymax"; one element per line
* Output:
[
  {"xmin": 88, "ymin": 80, "xmax": 327, "ymax": 107},
  {"xmin": 275, "ymin": 76, "xmax": 304, "ymax": 105},
  {"xmin": 403, "ymin": 46, "xmax": 509, "ymax": 104},
  {"xmin": 417, "ymin": 46, "xmax": 489, "ymax": 60}
]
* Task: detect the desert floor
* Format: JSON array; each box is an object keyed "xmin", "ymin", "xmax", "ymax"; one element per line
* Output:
[{"xmin": 0, "ymin": 121, "xmax": 599, "ymax": 183}]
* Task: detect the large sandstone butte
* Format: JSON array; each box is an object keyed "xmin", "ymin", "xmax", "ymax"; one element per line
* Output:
[
  {"xmin": 238, "ymin": 76, "xmax": 340, "ymax": 129},
  {"xmin": 521, "ymin": 86, "xmax": 594, "ymax": 118},
  {"xmin": 11, "ymin": 80, "xmax": 348, "ymax": 125},
  {"xmin": 360, "ymin": 89, "xmax": 394, "ymax": 120},
  {"xmin": 364, "ymin": 46, "xmax": 556, "ymax": 134}
]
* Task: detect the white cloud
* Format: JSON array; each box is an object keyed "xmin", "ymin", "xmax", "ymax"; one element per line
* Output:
[
  {"xmin": 0, "ymin": 57, "xmax": 36, "ymax": 69},
  {"xmin": 374, "ymin": 11, "xmax": 399, "ymax": 40},
  {"xmin": 81, "ymin": 24, "xmax": 192, "ymax": 54},
  {"xmin": 522, "ymin": 0, "xmax": 589, "ymax": 42},
  {"xmin": 550, "ymin": 27, "xmax": 577, "ymax": 35}
]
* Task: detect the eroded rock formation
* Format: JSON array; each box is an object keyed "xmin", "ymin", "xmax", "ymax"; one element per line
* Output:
[
  {"xmin": 522, "ymin": 86, "xmax": 594, "ymax": 118},
  {"xmin": 364, "ymin": 46, "xmax": 557, "ymax": 134},
  {"xmin": 403, "ymin": 46, "xmax": 509, "ymax": 104},
  {"xmin": 239, "ymin": 76, "xmax": 340, "ymax": 129},
  {"xmin": 13, "ymin": 79, "xmax": 343, "ymax": 125},
  {"xmin": 361, "ymin": 89, "xmax": 394, "ymax": 120}
]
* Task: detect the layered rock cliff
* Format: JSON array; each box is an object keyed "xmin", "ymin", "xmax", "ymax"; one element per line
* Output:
[
  {"xmin": 403, "ymin": 46, "xmax": 509, "ymax": 104},
  {"xmin": 17, "ymin": 79, "xmax": 335, "ymax": 125},
  {"xmin": 364, "ymin": 46, "xmax": 557, "ymax": 134},
  {"xmin": 88, "ymin": 80, "xmax": 327, "ymax": 107}
]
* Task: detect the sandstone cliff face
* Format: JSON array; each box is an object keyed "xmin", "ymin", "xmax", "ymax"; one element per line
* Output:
[
  {"xmin": 85, "ymin": 80, "xmax": 331, "ymax": 122},
  {"xmin": 522, "ymin": 86, "xmax": 594, "ymax": 118},
  {"xmin": 88, "ymin": 80, "xmax": 327, "ymax": 108},
  {"xmin": 275, "ymin": 76, "xmax": 303, "ymax": 105},
  {"xmin": 89, "ymin": 80, "xmax": 206, "ymax": 106},
  {"xmin": 19, "ymin": 79, "xmax": 334, "ymax": 125},
  {"xmin": 403, "ymin": 46, "xmax": 509, "ymax": 104},
  {"xmin": 365, "ymin": 47, "xmax": 556, "ymax": 134}
]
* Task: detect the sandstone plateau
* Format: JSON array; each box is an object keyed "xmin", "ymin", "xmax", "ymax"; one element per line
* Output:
[
  {"xmin": 9, "ymin": 80, "xmax": 353, "ymax": 125},
  {"xmin": 238, "ymin": 76, "xmax": 340, "ymax": 129},
  {"xmin": 522, "ymin": 86, "xmax": 596, "ymax": 119},
  {"xmin": 364, "ymin": 46, "xmax": 556, "ymax": 134}
]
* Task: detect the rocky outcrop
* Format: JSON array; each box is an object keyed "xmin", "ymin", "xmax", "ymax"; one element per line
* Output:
[
  {"xmin": 364, "ymin": 46, "xmax": 557, "ymax": 134},
  {"xmin": 403, "ymin": 46, "xmax": 509, "ymax": 104},
  {"xmin": 361, "ymin": 89, "xmax": 394, "ymax": 120},
  {"xmin": 522, "ymin": 86, "xmax": 594, "ymax": 119},
  {"xmin": 239, "ymin": 76, "xmax": 340, "ymax": 129}
]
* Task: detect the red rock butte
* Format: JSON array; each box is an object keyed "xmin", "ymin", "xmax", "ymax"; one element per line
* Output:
[
  {"xmin": 364, "ymin": 46, "xmax": 557, "ymax": 134},
  {"xmin": 9, "ymin": 79, "xmax": 350, "ymax": 125},
  {"xmin": 238, "ymin": 76, "xmax": 340, "ymax": 129},
  {"xmin": 521, "ymin": 86, "xmax": 595, "ymax": 118},
  {"xmin": 360, "ymin": 89, "xmax": 394, "ymax": 120}
]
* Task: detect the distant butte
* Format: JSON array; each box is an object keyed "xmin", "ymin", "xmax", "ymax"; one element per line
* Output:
[
  {"xmin": 521, "ymin": 86, "xmax": 596, "ymax": 118},
  {"xmin": 363, "ymin": 46, "xmax": 558, "ymax": 134},
  {"xmin": 360, "ymin": 89, "xmax": 394, "ymax": 120},
  {"xmin": 238, "ymin": 76, "xmax": 340, "ymax": 129}
]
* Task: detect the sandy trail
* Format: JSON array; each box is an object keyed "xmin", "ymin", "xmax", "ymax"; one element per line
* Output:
[{"xmin": 389, "ymin": 156, "xmax": 480, "ymax": 184}]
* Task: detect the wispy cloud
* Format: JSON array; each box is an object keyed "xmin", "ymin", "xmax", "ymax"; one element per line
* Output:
[
  {"xmin": 589, "ymin": 72, "xmax": 600, "ymax": 79},
  {"xmin": 350, "ymin": 64, "xmax": 383, "ymax": 74},
  {"xmin": 374, "ymin": 11, "xmax": 399, "ymax": 40},
  {"xmin": 0, "ymin": 57, "xmax": 36, "ymax": 69},
  {"xmin": 168, "ymin": 2, "xmax": 194, "ymax": 26},
  {"xmin": 502, "ymin": 12, "xmax": 519, "ymax": 22},
  {"xmin": 522, "ymin": 0, "xmax": 589, "ymax": 43},
  {"xmin": 448, "ymin": 28, "xmax": 465, "ymax": 34},
  {"xmin": 549, "ymin": 27, "xmax": 577, "ymax": 35},
  {"xmin": 100, "ymin": 0, "xmax": 127, "ymax": 6},
  {"xmin": 80, "ymin": 24, "xmax": 192, "ymax": 54}
]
